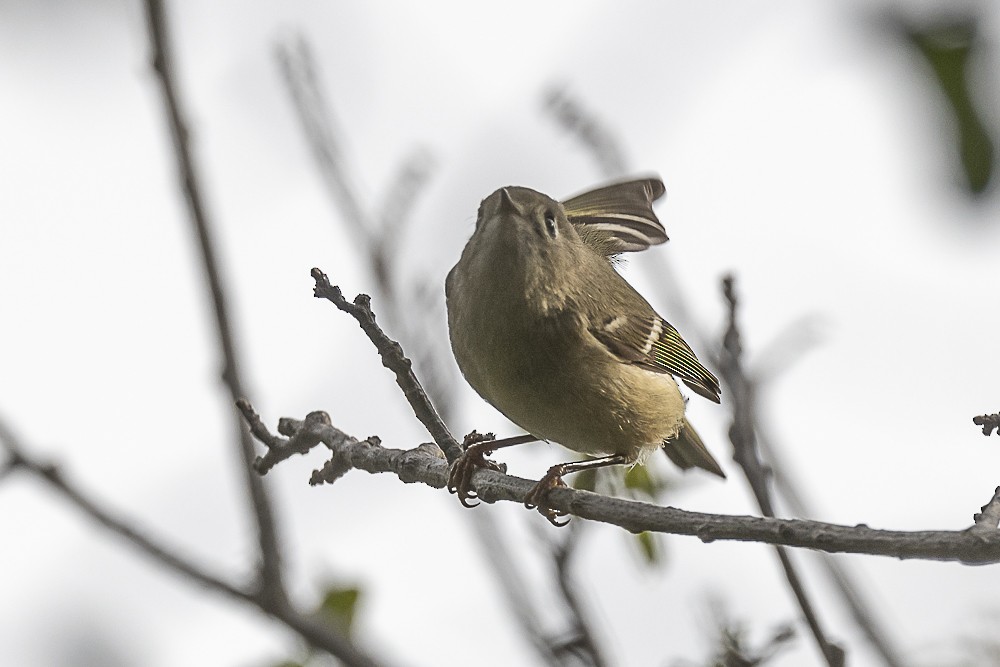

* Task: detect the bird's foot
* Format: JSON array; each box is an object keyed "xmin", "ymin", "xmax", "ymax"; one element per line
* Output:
[
  {"xmin": 524, "ymin": 464, "xmax": 571, "ymax": 527},
  {"xmin": 447, "ymin": 430, "xmax": 506, "ymax": 507}
]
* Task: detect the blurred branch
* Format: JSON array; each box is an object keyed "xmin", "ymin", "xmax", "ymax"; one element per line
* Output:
[
  {"xmin": 275, "ymin": 34, "xmax": 435, "ymax": 313},
  {"xmin": 717, "ymin": 275, "xmax": 845, "ymax": 667},
  {"xmin": 0, "ymin": 414, "xmax": 384, "ymax": 667},
  {"xmin": 374, "ymin": 148, "xmax": 436, "ymax": 288},
  {"xmin": 747, "ymin": 315, "xmax": 825, "ymax": 385},
  {"xmin": 142, "ymin": 0, "xmax": 284, "ymax": 604},
  {"xmin": 547, "ymin": 522, "xmax": 609, "ymax": 667},
  {"xmin": 974, "ymin": 412, "xmax": 1000, "ymax": 437},
  {"xmin": 544, "ymin": 86, "xmax": 627, "ymax": 178},
  {"xmin": 974, "ymin": 487, "xmax": 1000, "ymax": 529},
  {"xmin": 469, "ymin": 512, "xmax": 564, "ymax": 665},
  {"xmin": 696, "ymin": 596, "xmax": 797, "ymax": 667},
  {"xmin": 755, "ymin": 424, "xmax": 906, "ymax": 667},
  {"xmin": 275, "ymin": 35, "xmax": 371, "ymax": 244}
]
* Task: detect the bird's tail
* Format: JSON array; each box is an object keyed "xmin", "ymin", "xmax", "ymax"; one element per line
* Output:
[{"xmin": 662, "ymin": 417, "xmax": 726, "ymax": 478}]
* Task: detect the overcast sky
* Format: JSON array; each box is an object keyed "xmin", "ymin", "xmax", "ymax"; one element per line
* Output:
[{"xmin": 2, "ymin": 1, "xmax": 1000, "ymax": 666}]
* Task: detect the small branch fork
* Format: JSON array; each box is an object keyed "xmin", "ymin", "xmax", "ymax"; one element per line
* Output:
[
  {"xmin": 239, "ymin": 269, "xmax": 1000, "ymax": 564},
  {"xmin": 310, "ymin": 269, "xmax": 463, "ymax": 463}
]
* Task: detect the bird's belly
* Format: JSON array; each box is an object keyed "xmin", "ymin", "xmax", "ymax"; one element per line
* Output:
[{"xmin": 467, "ymin": 337, "xmax": 687, "ymax": 462}]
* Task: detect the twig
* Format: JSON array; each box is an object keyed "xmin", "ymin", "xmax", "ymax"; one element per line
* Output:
[
  {"xmin": 276, "ymin": 35, "xmax": 434, "ymax": 314},
  {"xmin": 549, "ymin": 523, "xmax": 609, "ymax": 667},
  {"xmin": 718, "ymin": 275, "xmax": 845, "ymax": 667},
  {"xmin": 0, "ymin": 415, "xmax": 383, "ymax": 667},
  {"xmin": 240, "ymin": 401, "xmax": 1000, "ymax": 564},
  {"xmin": 275, "ymin": 36, "xmax": 371, "ymax": 244},
  {"xmin": 756, "ymin": 423, "xmax": 906, "ymax": 667},
  {"xmin": 543, "ymin": 86, "xmax": 627, "ymax": 178},
  {"xmin": 974, "ymin": 413, "xmax": 1000, "ymax": 437},
  {"xmin": 310, "ymin": 268, "xmax": 463, "ymax": 462},
  {"xmin": 974, "ymin": 487, "xmax": 1000, "ymax": 529},
  {"xmin": 467, "ymin": 512, "xmax": 564, "ymax": 665},
  {"xmin": 142, "ymin": 0, "xmax": 283, "ymax": 603}
]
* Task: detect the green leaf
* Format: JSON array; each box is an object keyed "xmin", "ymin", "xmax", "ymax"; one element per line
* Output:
[
  {"xmin": 905, "ymin": 18, "xmax": 994, "ymax": 195},
  {"xmin": 623, "ymin": 463, "xmax": 658, "ymax": 498},
  {"xmin": 572, "ymin": 467, "xmax": 597, "ymax": 492},
  {"xmin": 634, "ymin": 531, "xmax": 661, "ymax": 565},
  {"xmin": 317, "ymin": 585, "xmax": 362, "ymax": 636}
]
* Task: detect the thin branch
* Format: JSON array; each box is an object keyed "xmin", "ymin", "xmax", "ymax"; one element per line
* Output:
[
  {"xmin": 549, "ymin": 523, "xmax": 609, "ymax": 667},
  {"xmin": 0, "ymin": 415, "xmax": 383, "ymax": 667},
  {"xmin": 275, "ymin": 36, "xmax": 371, "ymax": 243},
  {"xmin": 276, "ymin": 35, "xmax": 434, "ymax": 315},
  {"xmin": 543, "ymin": 86, "xmax": 627, "ymax": 178},
  {"xmin": 241, "ymin": 402, "xmax": 1000, "ymax": 564},
  {"xmin": 310, "ymin": 268, "xmax": 463, "ymax": 462},
  {"xmin": 373, "ymin": 148, "xmax": 435, "ymax": 289},
  {"xmin": 718, "ymin": 275, "xmax": 845, "ymax": 667},
  {"xmin": 974, "ymin": 487, "xmax": 1000, "ymax": 529},
  {"xmin": 974, "ymin": 413, "xmax": 1000, "ymax": 437},
  {"xmin": 756, "ymin": 424, "xmax": 906, "ymax": 667},
  {"xmin": 468, "ymin": 512, "xmax": 564, "ymax": 666},
  {"xmin": 142, "ymin": 0, "xmax": 283, "ymax": 603}
]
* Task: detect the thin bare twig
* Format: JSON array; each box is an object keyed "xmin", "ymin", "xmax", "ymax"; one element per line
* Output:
[
  {"xmin": 310, "ymin": 268, "xmax": 462, "ymax": 462},
  {"xmin": 0, "ymin": 414, "xmax": 383, "ymax": 667},
  {"xmin": 142, "ymin": 0, "xmax": 283, "ymax": 603},
  {"xmin": 719, "ymin": 275, "xmax": 845, "ymax": 667}
]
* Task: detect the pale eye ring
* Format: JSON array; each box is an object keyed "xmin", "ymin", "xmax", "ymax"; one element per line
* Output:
[{"xmin": 543, "ymin": 211, "xmax": 558, "ymax": 238}]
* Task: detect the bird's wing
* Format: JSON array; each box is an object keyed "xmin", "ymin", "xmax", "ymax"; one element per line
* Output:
[
  {"xmin": 589, "ymin": 312, "xmax": 721, "ymax": 403},
  {"xmin": 562, "ymin": 177, "xmax": 668, "ymax": 255}
]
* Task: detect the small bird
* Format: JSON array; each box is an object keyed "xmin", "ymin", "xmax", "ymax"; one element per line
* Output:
[{"xmin": 445, "ymin": 177, "xmax": 723, "ymax": 525}]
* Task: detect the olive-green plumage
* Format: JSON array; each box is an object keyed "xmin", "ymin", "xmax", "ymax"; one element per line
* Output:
[{"xmin": 446, "ymin": 179, "xmax": 724, "ymax": 478}]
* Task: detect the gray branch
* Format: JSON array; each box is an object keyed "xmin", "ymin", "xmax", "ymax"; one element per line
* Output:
[
  {"xmin": 718, "ymin": 275, "xmax": 845, "ymax": 667},
  {"xmin": 0, "ymin": 414, "xmax": 384, "ymax": 667},
  {"xmin": 242, "ymin": 408, "xmax": 1000, "ymax": 563},
  {"xmin": 142, "ymin": 0, "xmax": 283, "ymax": 604}
]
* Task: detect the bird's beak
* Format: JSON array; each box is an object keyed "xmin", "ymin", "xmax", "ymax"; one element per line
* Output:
[{"xmin": 498, "ymin": 187, "xmax": 520, "ymax": 216}]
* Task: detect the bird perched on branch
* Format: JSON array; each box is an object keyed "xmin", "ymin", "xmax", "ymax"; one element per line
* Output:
[{"xmin": 445, "ymin": 177, "xmax": 724, "ymax": 525}]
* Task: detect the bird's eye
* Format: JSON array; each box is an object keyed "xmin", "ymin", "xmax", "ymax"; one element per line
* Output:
[{"xmin": 543, "ymin": 211, "xmax": 558, "ymax": 239}]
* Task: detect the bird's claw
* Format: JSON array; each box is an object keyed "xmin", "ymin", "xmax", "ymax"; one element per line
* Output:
[
  {"xmin": 524, "ymin": 465, "xmax": 571, "ymax": 527},
  {"xmin": 447, "ymin": 430, "xmax": 505, "ymax": 507}
]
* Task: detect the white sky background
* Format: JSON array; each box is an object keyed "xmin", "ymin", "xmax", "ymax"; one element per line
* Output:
[{"xmin": 2, "ymin": 1, "xmax": 999, "ymax": 665}]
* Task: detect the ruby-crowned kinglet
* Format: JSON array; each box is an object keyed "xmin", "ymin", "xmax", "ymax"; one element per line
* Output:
[{"xmin": 445, "ymin": 177, "xmax": 724, "ymax": 525}]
